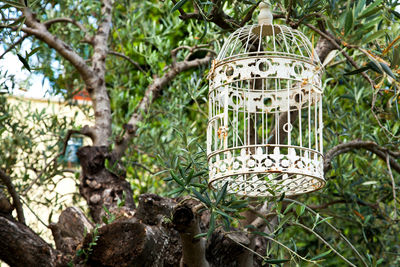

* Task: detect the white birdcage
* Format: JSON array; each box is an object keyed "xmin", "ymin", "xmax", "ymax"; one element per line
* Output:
[{"xmin": 207, "ymin": 3, "xmax": 325, "ymax": 197}]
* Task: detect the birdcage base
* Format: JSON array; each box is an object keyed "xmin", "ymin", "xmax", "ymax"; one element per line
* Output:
[
  {"xmin": 209, "ymin": 172, "xmax": 325, "ymax": 197},
  {"xmin": 208, "ymin": 145, "xmax": 325, "ymax": 197}
]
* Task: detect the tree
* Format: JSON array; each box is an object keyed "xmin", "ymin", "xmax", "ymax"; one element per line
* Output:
[{"xmin": 1, "ymin": 0, "xmax": 400, "ymax": 266}]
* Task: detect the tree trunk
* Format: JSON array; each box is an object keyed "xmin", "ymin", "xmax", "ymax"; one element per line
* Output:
[{"xmin": 77, "ymin": 146, "xmax": 135, "ymax": 223}]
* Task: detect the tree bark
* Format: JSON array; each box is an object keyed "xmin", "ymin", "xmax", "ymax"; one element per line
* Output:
[
  {"xmin": 77, "ymin": 146, "xmax": 135, "ymax": 223},
  {"xmin": 77, "ymin": 219, "xmax": 176, "ymax": 267},
  {"xmin": 50, "ymin": 207, "xmax": 94, "ymax": 255},
  {"xmin": 0, "ymin": 214, "xmax": 67, "ymax": 267}
]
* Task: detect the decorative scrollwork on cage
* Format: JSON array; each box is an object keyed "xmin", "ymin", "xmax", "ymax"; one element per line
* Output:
[{"xmin": 207, "ymin": 3, "xmax": 325, "ymax": 197}]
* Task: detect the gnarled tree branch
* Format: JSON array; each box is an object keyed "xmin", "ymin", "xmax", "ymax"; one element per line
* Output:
[
  {"xmin": 0, "ymin": 214, "xmax": 66, "ymax": 267},
  {"xmin": 324, "ymin": 140, "xmax": 400, "ymax": 174},
  {"xmin": 21, "ymin": 10, "xmax": 94, "ymax": 85},
  {"xmin": 0, "ymin": 169, "xmax": 25, "ymax": 224}
]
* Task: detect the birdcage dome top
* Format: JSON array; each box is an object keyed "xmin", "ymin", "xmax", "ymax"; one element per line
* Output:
[{"xmin": 217, "ymin": 24, "xmax": 322, "ymax": 68}]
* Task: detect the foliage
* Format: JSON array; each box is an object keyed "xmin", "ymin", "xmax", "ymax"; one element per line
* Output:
[{"xmin": 1, "ymin": 0, "xmax": 400, "ymax": 265}]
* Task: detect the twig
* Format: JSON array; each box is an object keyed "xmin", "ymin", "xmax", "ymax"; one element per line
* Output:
[
  {"xmin": 44, "ymin": 17, "xmax": 87, "ymax": 32},
  {"xmin": 240, "ymin": 1, "xmax": 262, "ymax": 27},
  {"xmin": 286, "ymin": 0, "xmax": 293, "ymax": 24},
  {"xmin": 19, "ymin": 197, "xmax": 48, "ymax": 228},
  {"xmin": 371, "ymin": 89, "xmax": 400, "ymax": 139},
  {"xmin": 0, "ymin": 34, "xmax": 28, "ymax": 60},
  {"xmin": 305, "ymin": 23, "xmax": 376, "ymax": 88},
  {"xmin": 170, "ymin": 44, "xmax": 215, "ymax": 66},
  {"xmin": 283, "ymin": 198, "xmax": 369, "ymax": 266},
  {"xmin": 290, "ymin": 222, "xmax": 357, "ymax": 267},
  {"xmin": 308, "ymin": 199, "xmax": 379, "ymax": 211},
  {"xmin": 386, "ymin": 153, "xmax": 398, "ymax": 220},
  {"xmin": 132, "ymin": 162, "xmax": 154, "ymax": 174},
  {"xmin": 0, "ymin": 169, "xmax": 25, "ymax": 224},
  {"xmin": 108, "ymin": 51, "xmax": 146, "ymax": 73},
  {"xmin": 247, "ymin": 232, "xmax": 317, "ymax": 263}
]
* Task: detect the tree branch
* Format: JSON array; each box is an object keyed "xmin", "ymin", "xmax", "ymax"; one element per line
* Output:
[
  {"xmin": 290, "ymin": 222, "xmax": 357, "ymax": 267},
  {"xmin": 21, "ymin": 10, "xmax": 94, "ymax": 85},
  {"xmin": 44, "ymin": 17, "xmax": 87, "ymax": 32},
  {"xmin": 44, "ymin": 17, "xmax": 92, "ymax": 43},
  {"xmin": 112, "ymin": 51, "xmax": 213, "ymax": 158},
  {"xmin": 107, "ymin": 50, "xmax": 146, "ymax": 73},
  {"xmin": 0, "ymin": 214, "xmax": 66, "ymax": 266},
  {"xmin": 324, "ymin": 140, "xmax": 400, "ymax": 174},
  {"xmin": 0, "ymin": 169, "xmax": 25, "ymax": 224},
  {"xmin": 386, "ymin": 153, "xmax": 398, "ymax": 220}
]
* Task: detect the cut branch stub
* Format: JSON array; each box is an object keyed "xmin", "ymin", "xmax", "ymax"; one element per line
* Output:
[
  {"xmin": 50, "ymin": 207, "xmax": 94, "ymax": 255},
  {"xmin": 78, "ymin": 219, "xmax": 176, "ymax": 267},
  {"xmin": 77, "ymin": 146, "xmax": 135, "ymax": 223},
  {"xmin": 172, "ymin": 203, "xmax": 210, "ymax": 267},
  {"xmin": 136, "ymin": 193, "xmax": 176, "ymax": 225}
]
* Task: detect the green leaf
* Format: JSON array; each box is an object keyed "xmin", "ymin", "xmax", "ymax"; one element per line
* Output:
[
  {"xmin": 379, "ymin": 63, "xmax": 396, "ymax": 79},
  {"xmin": 167, "ymin": 187, "xmax": 184, "ymax": 196},
  {"xmin": 311, "ymin": 249, "xmax": 332, "ymax": 260},
  {"xmin": 390, "ymin": 9, "xmax": 400, "ymax": 20},
  {"xmin": 170, "ymin": 170, "xmax": 184, "ymax": 186},
  {"xmin": 344, "ymin": 66, "xmax": 370, "ymax": 75},
  {"xmin": 192, "ymin": 170, "xmax": 207, "ymax": 178},
  {"xmin": 192, "ymin": 189, "xmax": 211, "ymax": 206},
  {"xmin": 392, "ymin": 46, "xmax": 400, "ymax": 68},
  {"xmin": 17, "ymin": 53, "xmax": 31, "ymax": 72},
  {"xmin": 358, "ymin": 6, "xmax": 381, "ymax": 19},
  {"xmin": 189, "ymin": 182, "xmax": 207, "ymax": 189},
  {"xmin": 355, "ymin": 0, "xmax": 365, "ymax": 17},
  {"xmin": 215, "ymin": 209, "xmax": 234, "ymax": 220},
  {"xmin": 367, "ymin": 61, "xmax": 383, "ymax": 74},
  {"xmin": 358, "ymin": 0, "xmax": 383, "ymax": 19},
  {"xmin": 344, "ymin": 9, "xmax": 353, "ymax": 35},
  {"xmin": 27, "ymin": 47, "xmax": 41, "ymax": 58},
  {"xmin": 215, "ymin": 181, "xmax": 228, "ymax": 205},
  {"xmin": 295, "ymin": 205, "xmax": 305, "ymax": 217},
  {"xmin": 363, "ymin": 30, "xmax": 386, "ymax": 44},
  {"xmin": 171, "ymin": 0, "xmax": 189, "ymax": 13},
  {"xmin": 283, "ymin": 202, "xmax": 295, "ymax": 214},
  {"xmin": 3, "ymin": 0, "xmax": 25, "ymax": 8},
  {"xmin": 193, "ymin": 232, "xmax": 207, "ymax": 239}
]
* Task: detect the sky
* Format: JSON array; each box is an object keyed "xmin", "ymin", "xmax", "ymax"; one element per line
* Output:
[{"xmin": 0, "ymin": 41, "xmax": 53, "ymax": 99}]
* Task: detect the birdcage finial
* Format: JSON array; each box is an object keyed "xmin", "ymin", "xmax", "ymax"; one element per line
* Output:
[{"xmin": 258, "ymin": 2, "xmax": 273, "ymax": 25}]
